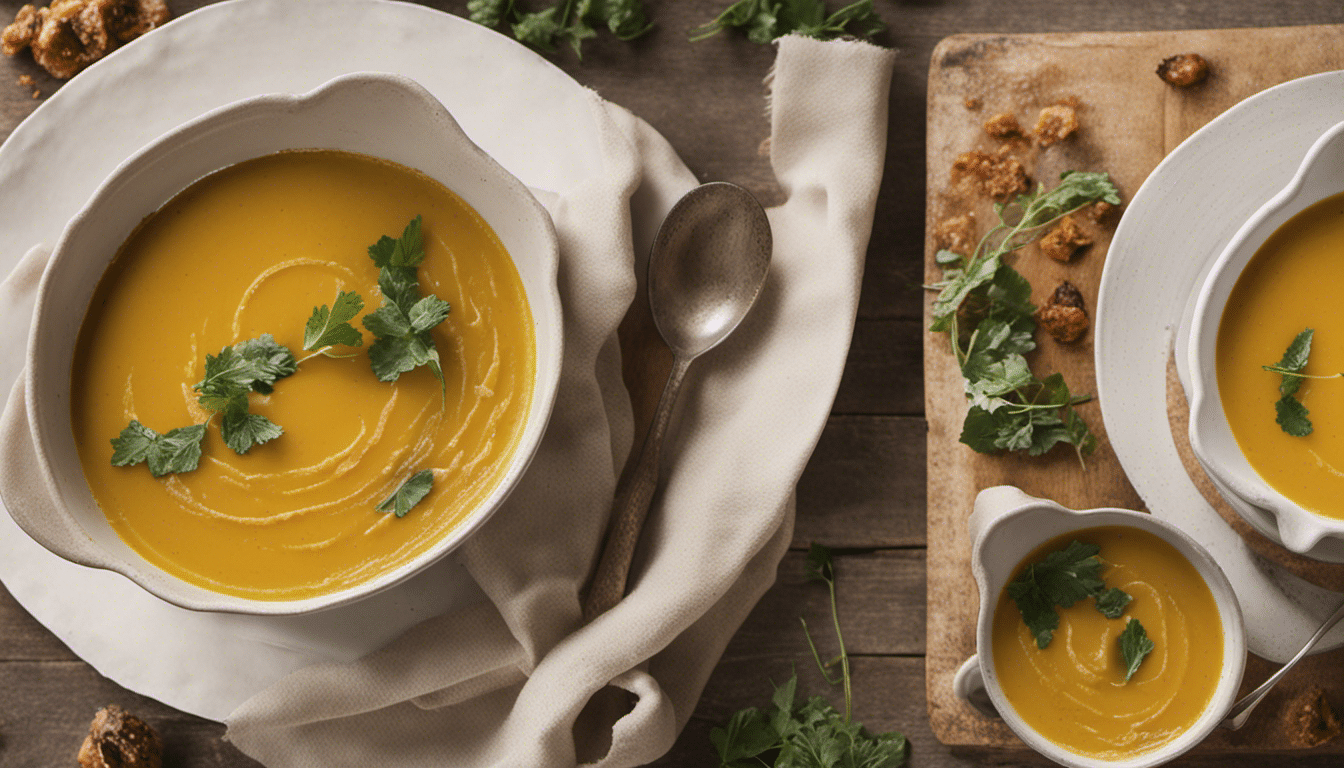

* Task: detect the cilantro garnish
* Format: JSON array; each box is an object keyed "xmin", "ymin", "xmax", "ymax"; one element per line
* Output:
[
  {"xmin": 110, "ymin": 421, "xmax": 206, "ymax": 477},
  {"xmin": 193, "ymin": 334, "xmax": 295, "ymax": 454},
  {"xmin": 1119, "ymin": 618, "xmax": 1154, "ymax": 683},
  {"xmin": 303, "ymin": 290, "xmax": 364, "ymax": 355},
  {"xmin": 927, "ymin": 171, "xmax": 1121, "ymax": 465},
  {"xmin": 376, "ymin": 469, "xmax": 434, "ymax": 518},
  {"xmin": 691, "ymin": 0, "xmax": 885, "ymax": 44},
  {"xmin": 709, "ymin": 544, "xmax": 908, "ymax": 768},
  {"xmin": 468, "ymin": 0, "xmax": 652, "ymax": 58},
  {"xmin": 363, "ymin": 216, "xmax": 450, "ymax": 401},
  {"xmin": 1005, "ymin": 540, "xmax": 1134, "ymax": 649},
  {"xmin": 1260, "ymin": 328, "xmax": 1344, "ymax": 437}
]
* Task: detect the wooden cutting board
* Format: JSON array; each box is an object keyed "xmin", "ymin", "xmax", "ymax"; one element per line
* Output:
[{"xmin": 924, "ymin": 26, "xmax": 1344, "ymax": 754}]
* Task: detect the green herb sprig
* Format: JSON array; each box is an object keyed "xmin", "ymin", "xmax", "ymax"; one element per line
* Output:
[
  {"xmin": 194, "ymin": 334, "xmax": 297, "ymax": 454},
  {"xmin": 304, "ymin": 290, "xmax": 365, "ymax": 357},
  {"xmin": 1262, "ymin": 328, "xmax": 1344, "ymax": 437},
  {"xmin": 928, "ymin": 171, "xmax": 1121, "ymax": 465},
  {"xmin": 468, "ymin": 0, "xmax": 652, "ymax": 57},
  {"xmin": 709, "ymin": 544, "xmax": 908, "ymax": 768},
  {"xmin": 363, "ymin": 215, "xmax": 452, "ymax": 403},
  {"xmin": 1007, "ymin": 540, "xmax": 1154, "ymax": 683},
  {"xmin": 691, "ymin": 0, "xmax": 884, "ymax": 44},
  {"xmin": 377, "ymin": 469, "xmax": 435, "ymax": 518},
  {"xmin": 110, "ymin": 422, "xmax": 207, "ymax": 477}
]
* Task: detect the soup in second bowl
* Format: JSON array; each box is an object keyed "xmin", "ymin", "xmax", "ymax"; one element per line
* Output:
[{"xmin": 71, "ymin": 150, "xmax": 535, "ymax": 601}]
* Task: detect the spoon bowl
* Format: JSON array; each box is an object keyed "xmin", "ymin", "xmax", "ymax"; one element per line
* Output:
[{"xmin": 648, "ymin": 182, "xmax": 772, "ymax": 358}]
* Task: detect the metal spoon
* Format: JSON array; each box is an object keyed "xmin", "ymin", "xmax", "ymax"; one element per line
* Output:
[
  {"xmin": 1222, "ymin": 596, "xmax": 1344, "ymax": 729},
  {"xmin": 582, "ymin": 182, "xmax": 772, "ymax": 621}
]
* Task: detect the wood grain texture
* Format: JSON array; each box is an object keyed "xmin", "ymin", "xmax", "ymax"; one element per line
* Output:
[
  {"xmin": 2, "ymin": 1, "xmax": 1344, "ymax": 767},
  {"xmin": 924, "ymin": 24, "xmax": 1344, "ymax": 755}
]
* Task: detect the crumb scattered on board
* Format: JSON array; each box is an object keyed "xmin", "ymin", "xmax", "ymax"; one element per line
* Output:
[
  {"xmin": 952, "ymin": 148, "xmax": 1030, "ymax": 202},
  {"xmin": 1284, "ymin": 687, "xmax": 1342, "ymax": 748},
  {"xmin": 77, "ymin": 705, "xmax": 163, "ymax": 768},
  {"xmin": 1033, "ymin": 104, "xmax": 1079, "ymax": 147},
  {"xmin": 1038, "ymin": 281, "xmax": 1089, "ymax": 343},
  {"xmin": 1157, "ymin": 52, "xmax": 1210, "ymax": 87},
  {"xmin": 963, "ymin": 95, "xmax": 982, "ymax": 110},
  {"xmin": 932, "ymin": 212, "xmax": 976, "ymax": 255},
  {"xmin": 1039, "ymin": 214, "xmax": 1092, "ymax": 262},
  {"xmin": 2, "ymin": 0, "xmax": 169, "ymax": 79},
  {"xmin": 983, "ymin": 112, "xmax": 1023, "ymax": 140}
]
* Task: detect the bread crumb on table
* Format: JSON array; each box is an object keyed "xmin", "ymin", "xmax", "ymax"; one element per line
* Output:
[
  {"xmin": 1038, "ymin": 214, "xmax": 1091, "ymax": 262},
  {"xmin": 952, "ymin": 148, "xmax": 1030, "ymax": 202},
  {"xmin": 983, "ymin": 112, "xmax": 1023, "ymax": 140},
  {"xmin": 1157, "ymin": 53, "xmax": 1210, "ymax": 87},
  {"xmin": 932, "ymin": 212, "xmax": 976, "ymax": 255},
  {"xmin": 2, "ymin": 0, "xmax": 169, "ymax": 79},
  {"xmin": 1284, "ymin": 688, "xmax": 1342, "ymax": 748},
  {"xmin": 1038, "ymin": 281, "xmax": 1089, "ymax": 343},
  {"xmin": 77, "ymin": 705, "xmax": 163, "ymax": 768},
  {"xmin": 963, "ymin": 95, "xmax": 982, "ymax": 110},
  {"xmin": 1033, "ymin": 104, "xmax": 1079, "ymax": 147}
]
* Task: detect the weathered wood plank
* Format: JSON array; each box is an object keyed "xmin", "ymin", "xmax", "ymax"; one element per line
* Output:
[
  {"xmin": 834, "ymin": 320, "xmax": 924, "ymax": 416},
  {"xmin": 795, "ymin": 416, "xmax": 926, "ymax": 548},
  {"xmin": 0, "ymin": 585, "xmax": 78, "ymax": 662}
]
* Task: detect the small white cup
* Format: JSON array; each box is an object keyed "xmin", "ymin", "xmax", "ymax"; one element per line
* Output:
[{"xmin": 953, "ymin": 486, "xmax": 1246, "ymax": 768}]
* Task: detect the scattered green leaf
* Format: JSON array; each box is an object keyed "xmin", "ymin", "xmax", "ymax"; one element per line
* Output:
[
  {"xmin": 709, "ymin": 548, "xmax": 908, "ymax": 768},
  {"xmin": 927, "ymin": 171, "xmax": 1121, "ymax": 465},
  {"xmin": 194, "ymin": 334, "xmax": 296, "ymax": 454},
  {"xmin": 377, "ymin": 469, "xmax": 435, "ymax": 518},
  {"xmin": 691, "ymin": 0, "xmax": 884, "ymax": 44},
  {"xmin": 364, "ymin": 216, "xmax": 451, "ymax": 400},
  {"xmin": 470, "ymin": 0, "xmax": 652, "ymax": 57},
  {"xmin": 1261, "ymin": 328, "xmax": 1344, "ymax": 437},
  {"xmin": 1094, "ymin": 587, "xmax": 1133, "ymax": 619},
  {"xmin": 1119, "ymin": 618, "xmax": 1154, "ymax": 683},
  {"xmin": 304, "ymin": 290, "xmax": 365, "ymax": 353},
  {"xmin": 110, "ymin": 421, "xmax": 206, "ymax": 477}
]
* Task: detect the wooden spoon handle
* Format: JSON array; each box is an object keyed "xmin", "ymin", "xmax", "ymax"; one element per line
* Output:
[{"xmin": 583, "ymin": 354, "xmax": 693, "ymax": 622}]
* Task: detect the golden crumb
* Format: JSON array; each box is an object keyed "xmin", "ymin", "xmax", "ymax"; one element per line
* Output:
[
  {"xmin": 983, "ymin": 112, "xmax": 1023, "ymax": 140},
  {"xmin": 1157, "ymin": 53, "xmax": 1209, "ymax": 87},
  {"xmin": 932, "ymin": 212, "xmax": 976, "ymax": 255},
  {"xmin": 1038, "ymin": 215, "xmax": 1091, "ymax": 262},
  {"xmin": 17, "ymin": 73, "xmax": 34, "ymax": 86},
  {"xmin": 1284, "ymin": 688, "xmax": 1342, "ymax": 748},
  {"xmin": 2, "ymin": 0, "xmax": 168, "ymax": 79},
  {"xmin": 1033, "ymin": 105, "xmax": 1078, "ymax": 147},
  {"xmin": 952, "ymin": 149, "xmax": 1030, "ymax": 202},
  {"xmin": 1054, "ymin": 95, "xmax": 1083, "ymax": 110},
  {"xmin": 1038, "ymin": 282, "xmax": 1089, "ymax": 343},
  {"xmin": 964, "ymin": 96, "xmax": 982, "ymax": 110},
  {"xmin": 77, "ymin": 705, "xmax": 162, "ymax": 768}
]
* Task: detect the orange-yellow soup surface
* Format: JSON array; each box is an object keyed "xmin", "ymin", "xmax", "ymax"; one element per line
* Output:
[
  {"xmin": 71, "ymin": 150, "xmax": 535, "ymax": 601},
  {"xmin": 992, "ymin": 527, "xmax": 1222, "ymax": 761},
  {"xmin": 1217, "ymin": 191, "xmax": 1344, "ymax": 518}
]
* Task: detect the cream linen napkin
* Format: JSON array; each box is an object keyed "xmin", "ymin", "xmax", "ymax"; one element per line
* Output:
[{"xmin": 226, "ymin": 34, "xmax": 895, "ymax": 767}]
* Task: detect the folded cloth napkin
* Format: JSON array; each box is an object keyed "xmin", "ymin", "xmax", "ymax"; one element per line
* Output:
[{"xmin": 226, "ymin": 34, "xmax": 894, "ymax": 768}]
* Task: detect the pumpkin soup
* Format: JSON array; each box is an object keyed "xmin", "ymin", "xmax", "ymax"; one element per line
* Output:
[
  {"xmin": 70, "ymin": 150, "xmax": 535, "ymax": 601},
  {"xmin": 992, "ymin": 527, "xmax": 1222, "ymax": 760},
  {"xmin": 1217, "ymin": 191, "xmax": 1344, "ymax": 519}
]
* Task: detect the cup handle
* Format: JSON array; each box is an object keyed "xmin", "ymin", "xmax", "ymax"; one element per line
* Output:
[
  {"xmin": 969, "ymin": 485, "xmax": 1040, "ymax": 544},
  {"xmin": 952, "ymin": 654, "xmax": 1000, "ymax": 719}
]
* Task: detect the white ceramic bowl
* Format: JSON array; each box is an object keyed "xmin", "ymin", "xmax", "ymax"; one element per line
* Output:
[
  {"xmin": 1187, "ymin": 119, "xmax": 1344, "ymax": 556},
  {"xmin": 0, "ymin": 73, "xmax": 562, "ymax": 614},
  {"xmin": 953, "ymin": 486, "xmax": 1246, "ymax": 768}
]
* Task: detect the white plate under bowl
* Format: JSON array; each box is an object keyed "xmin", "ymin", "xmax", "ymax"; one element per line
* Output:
[
  {"xmin": 1096, "ymin": 70, "xmax": 1344, "ymax": 662},
  {"xmin": 0, "ymin": 0, "xmax": 611, "ymax": 721}
]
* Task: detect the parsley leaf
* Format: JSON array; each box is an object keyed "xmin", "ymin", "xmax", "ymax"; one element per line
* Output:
[
  {"xmin": 1276, "ymin": 396, "xmax": 1313, "ymax": 437},
  {"xmin": 363, "ymin": 217, "xmax": 450, "ymax": 399},
  {"xmin": 1094, "ymin": 587, "xmax": 1133, "ymax": 619},
  {"xmin": 194, "ymin": 334, "xmax": 296, "ymax": 454},
  {"xmin": 1119, "ymin": 618, "xmax": 1155, "ymax": 683},
  {"xmin": 691, "ymin": 0, "xmax": 885, "ymax": 44},
  {"xmin": 110, "ymin": 421, "xmax": 206, "ymax": 477},
  {"xmin": 710, "ymin": 548, "xmax": 908, "ymax": 768},
  {"xmin": 1006, "ymin": 541, "xmax": 1106, "ymax": 649},
  {"xmin": 304, "ymin": 290, "xmax": 364, "ymax": 352},
  {"xmin": 1265, "ymin": 329, "xmax": 1315, "ymax": 436},
  {"xmin": 377, "ymin": 469, "xmax": 435, "ymax": 518},
  {"xmin": 470, "ymin": 0, "xmax": 651, "ymax": 57}
]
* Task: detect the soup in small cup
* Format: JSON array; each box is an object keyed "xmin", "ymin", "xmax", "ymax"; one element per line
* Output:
[
  {"xmin": 0, "ymin": 73, "xmax": 562, "ymax": 615},
  {"xmin": 954, "ymin": 486, "xmax": 1245, "ymax": 768}
]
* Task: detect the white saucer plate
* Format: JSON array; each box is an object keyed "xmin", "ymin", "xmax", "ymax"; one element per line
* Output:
[
  {"xmin": 0, "ymin": 0, "xmax": 606, "ymax": 721},
  {"xmin": 1096, "ymin": 71, "xmax": 1344, "ymax": 662}
]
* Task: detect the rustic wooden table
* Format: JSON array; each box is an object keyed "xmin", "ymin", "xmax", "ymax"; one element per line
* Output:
[{"xmin": 3, "ymin": 2, "xmax": 1343, "ymax": 766}]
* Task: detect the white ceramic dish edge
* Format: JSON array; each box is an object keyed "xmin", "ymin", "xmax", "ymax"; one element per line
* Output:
[
  {"xmin": 1186, "ymin": 120, "xmax": 1344, "ymax": 555},
  {"xmin": 956, "ymin": 486, "xmax": 1246, "ymax": 768},
  {"xmin": 2, "ymin": 71, "xmax": 563, "ymax": 615}
]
